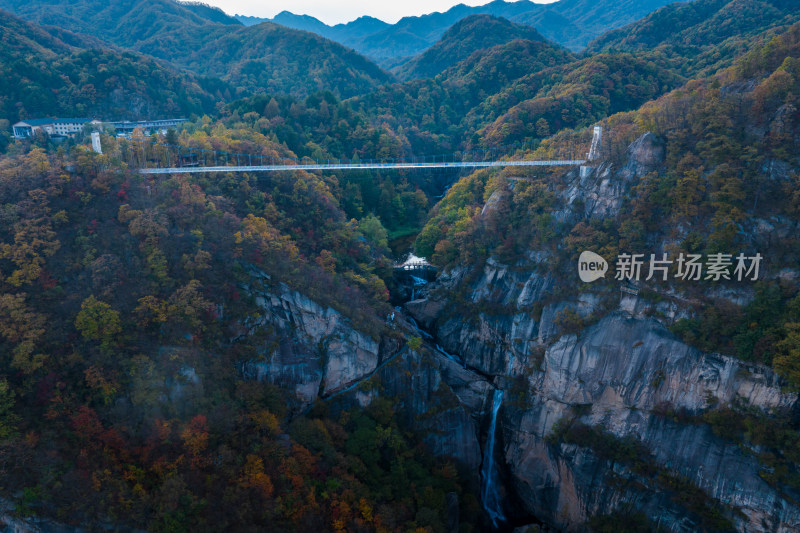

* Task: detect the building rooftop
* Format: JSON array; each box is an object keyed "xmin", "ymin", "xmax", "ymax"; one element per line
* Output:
[{"xmin": 15, "ymin": 118, "xmax": 93, "ymax": 126}]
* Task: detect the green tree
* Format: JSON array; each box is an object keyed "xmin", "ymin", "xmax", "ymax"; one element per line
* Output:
[
  {"xmin": 75, "ymin": 295, "xmax": 121, "ymax": 348},
  {"xmin": 165, "ymin": 128, "xmax": 179, "ymax": 145},
  {"xmin": 407, "ymin": 336, "xmax": 423, "ymax": 352},
  {"xmin": 359, "ymin": 214, "xmax": 389, "ymax": 249},
  {"xmin": 536, "ymin": 117, "xmax": 550, "ymax": 137}
]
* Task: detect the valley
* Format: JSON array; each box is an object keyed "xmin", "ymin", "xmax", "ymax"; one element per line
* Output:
[{"xmin": 0, "ymin": 0, "xmax": 799, "ymax": 531}]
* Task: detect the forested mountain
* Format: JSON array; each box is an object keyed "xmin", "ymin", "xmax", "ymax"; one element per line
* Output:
[
  {"xmin": 0, "ymin": 123, "xmax": 474, "ymax": 530},
  {"xmin": 349, "ymin": 38, "xmax": 682, "ymax": 153},
  {"xmin": 419, "ymin": 19, "xmax": 800, "ymax": 298},
  {"xmin": 259, "ymin": 10, "xmax": 331, "ymax": 34},
  {"xmin": 340, "ymin": 0, "xmax": 793, "ymax": 154},
  {"xmin": 178, "ymin": 1, "xmax": 241, "ymax": 25},
  {"xmin": 2, "ymin": 0, "xmax": 800, "ymax": 531},
  {"xmin": 0, "ymin": 0, "xmax": 241, "ymax": 46},
  {"xmin": 247, "ymin": 0, "xmax": 681, "ymax": 67},
  {"xmin": 471, "ymin": 52, "xmax": 684, "ymax": 146},
  {"xmin": 0, "ymin": 0, "xmax": 393, "ymax": 98},
  {"xmin": 0, "ymin": 9, "xmax": 226, "ymax": 124},
  {"xmin": 237, "ymin": 11, "xmax": 392, "ymax": 47},
  {"xmin": 516, "ymin": 0, "xmax": 684, "ymax": 49},
  {"xmin": 410, "ymin": 21, "xmax": 800, "ymax": 529},
  {"xmin": 587, "ymin": 0, "xmax": 800, "ymax": 76},
  {"xmin": 133, "ymin": 21, "xmax": 394, "ymax": 98},
  {"xmin": 392, "ymin": 15, "xmax": 548, "ymax": 80}
]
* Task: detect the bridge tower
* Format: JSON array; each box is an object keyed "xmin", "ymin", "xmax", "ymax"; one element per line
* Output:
[
  {"xmin": 587, "ymin": 125, "xmax": 602, "ymax": 161},
  {"xmin": 580, "ymin": 125, "xmax": 603, "ymax": 178}
]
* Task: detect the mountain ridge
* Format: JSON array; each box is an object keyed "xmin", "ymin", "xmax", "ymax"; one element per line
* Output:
[
  {"xmin": 1, "ymin": 0, "xmax": 800, "ymax": 531},
  {"xmin": 240, "ymin": 0, "xmax": 683, "ymax": 67},
  {"xmin": 0, "ymin": 0, "xmax": 395, "ymax": 98},
  {"xmin": 0, "ymin": 8, "xmax": 226, "ymax": 122},
  {"xmin": 392, "ymin": 14, "xmax": 550, "ymax": 80},
  {"xmin": 586, "ymin": 0, "xmax": 800, "ymax": 76}
]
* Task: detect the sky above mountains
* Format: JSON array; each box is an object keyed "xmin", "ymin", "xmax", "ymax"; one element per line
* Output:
[{"xmin": 197, "ymin": 0, "xmax": 557, "ymax": 25}]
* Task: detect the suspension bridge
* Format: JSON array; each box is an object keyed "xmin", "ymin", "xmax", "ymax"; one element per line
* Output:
[{"xmin": 107, "ymin": 126, "xmax": 602, "ymax": 174}]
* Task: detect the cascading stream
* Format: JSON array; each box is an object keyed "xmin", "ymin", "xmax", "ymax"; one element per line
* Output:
[{"xmin": 481, "ymin": 388, "xmax": 507, "ymax": 529}]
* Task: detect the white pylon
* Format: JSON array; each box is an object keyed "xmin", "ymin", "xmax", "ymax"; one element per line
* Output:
[{"xmin": 587, "ymin": 125, "xmax": 603, "ymax": 161}]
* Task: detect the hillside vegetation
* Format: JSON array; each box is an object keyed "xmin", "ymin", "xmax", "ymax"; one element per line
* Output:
[
  {"xmin": 252, "ymin": 0, "xmax": 679, "ymax": 66},
  {"xmin": 392, "ymin": 15, "xmax": 548, "ymax": 80},
  {"xmin": 417, "ymin": 20, "xmax": 800, "ymax": 384},
  {"xmin": 0, "ymin": 9, "xmax": 226, "ymax": 124},
  {"xmin": 587, "ymin": 0, "xmax": 800, "ymax": 76},
  {"xmin": 0, "ymin": 124, "xmax": 479, "ymax": 530},
  {"xmin": 0, "ymin": 0, "xmax": 394, "ymax": 98},
  {"xmin": 1, "ymin": 0, "xmax": 800, "ymax": 530}
]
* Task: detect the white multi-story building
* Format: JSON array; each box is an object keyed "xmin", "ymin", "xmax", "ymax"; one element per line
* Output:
[
  {"xmin": 12, "ymin": 118, "xmax": 102, "ymax": 139},
  {"xmin": 11, "ymin": 117, "xmax": 188, "ymax": 140},
  {"xmin": 107, "ymin": 118, "xmax": 188, "ymax": 137}
]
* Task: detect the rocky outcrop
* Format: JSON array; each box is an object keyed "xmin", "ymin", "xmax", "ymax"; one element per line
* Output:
[
  {"xmin": 504, "ymin": 314, "xmax": 798, "ymax": 531},
  {"xmin": 623, "ymin": 131, "xmax": 665, "ymax": 177},
  {"xmin": 405, "ymin": 298, "xmax": 446, "ymax": 330},
  {"xmin": 559, "ymin": 131, "xmax": 665, "ymax": 221},
  {"xmin": 235, "ymin": 132, "xmax": 800, "ymax": 531},
  {"xmin": 406, "ymin": 269, "xmax": 799, "ymax": 531},
  {"xmin": 540, "ymin": 314, "xmax": 793, "ymax": 415},
  {"xmin": 396, "ymin": 126, "xmax": 800, "ymax": 529},
  {"xmin": 241, "ymin": 276, "xmax": 384, "ymax": 404},
  {"xmin": 373, "ymin": 347, "xmax": 493, "ymax": 471}
]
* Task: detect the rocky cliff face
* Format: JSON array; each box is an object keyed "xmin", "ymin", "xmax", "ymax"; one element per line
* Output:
[
  {"xmin": 239, "ymin": 273, "xmax": 390, "ymax": 405},
  {"xmin": 236, "ymin": 134, "xmax": 800, "ymax": 531},
  {"xmin": 400, "ymin": 133, "xmax": 800, "ymax": 531},
  {"xmin": 238, "ymin": 254, "xmax": 800, "ymax": 530},
  {"xmin": 507, "ymin": 313, "xmax": 798, "ymax": 532},
  {"xmin": 405, "ymin": 252, "xmax": 799, "ymax": 531}
]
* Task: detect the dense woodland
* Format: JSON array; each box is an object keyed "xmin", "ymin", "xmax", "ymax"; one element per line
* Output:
[
  {"xmin": 418, "ymin": 19, "xmax": 800, "ymax": 376},
  {"xmin": 0, "ymin": 0, "xmax": 392, "ymax": 99},
  {"xmin": 392, "ymin": 15, "xmax": 548, "ymax": 81},
  {"xmin": 0, "ymin": 0, "xmax": 800, "ymax": 530},
  {"xmin": 250, "ymin": 0, "xmax": 682, "ymax": 66},
  {"xmin": 0, "ymin": 137, "xmax": 473, "ymax": 531},
  {"xmin": 0, "ymin": 10, "xmax": 229, "ymax": 124}
]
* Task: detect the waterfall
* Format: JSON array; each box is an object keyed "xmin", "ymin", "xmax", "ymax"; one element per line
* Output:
[{"xmin": 481, "ymin": 388, "xmax": 506, "ymax": 529}]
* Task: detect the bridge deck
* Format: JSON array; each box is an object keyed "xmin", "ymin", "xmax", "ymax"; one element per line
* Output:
[{"xmin": 139, "ymin": 160, "xmax": 587, "ymax": 174}]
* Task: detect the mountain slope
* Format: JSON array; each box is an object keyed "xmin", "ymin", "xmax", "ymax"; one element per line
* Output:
[
  {"xmin": 177, "ymin": 0, "xmax": 240, "ymax": 25},
  {"xmin": 352, "ymin": 41, "xmax": 680, "ymax": 152},
  {"xmin": 237, "ymin": 12, "xmax": 391, "ymax": 47},
  {"xmin": 366, "ymin": 0, "xmax": 797, "ymax": 149},
  {"xmin": 412, "ymin": 24, "xmax": 800, "ymax": 527},
  {"xmin": 134, "ymin": 22, "xmax": 394, "ymax": 98},
  {"xmin": 0, "ymin": 9, "xmax": 225, "ymax": 121},
  {"xmin": 0, "ymin": 0, "xmax": 240, "ymax": 47},
  {"xmin": 0, "ymin": 0, "xmax": 394, "ymax": 98},
  {"xmin": 268, "ymin": 10, "xmax": 330, "ymax": 34},
  {"xmin": 392, "ymin": 15, "xmax": 548, "ymax": 80},
  {"xmin": 472, "ymin": 52, "xmax": 685, "ymax": 146},
  {"xmin": 587, "ymin": 0, "xmax": 800, "ymax": 76},
  {"xmin": 519, "ymin": 0, "xmax": 689, "ymax": 49},
  {"xmin": 256, "ymin": 0, "xmax": 679, "ymax": 67}
]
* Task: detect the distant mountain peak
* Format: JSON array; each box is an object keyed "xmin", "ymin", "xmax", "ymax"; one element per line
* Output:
[
  {"xmin": 274, "ymin": 10, "xmax": 317, "ymax": 20},
  {"xmin": 271, "ymin": 11, "xmax": 329, "ymax": 31},
  {"xmin": 393, "ymin": 13, "xmax": 548, "ymax": 80},
  {"xmin": 175, "ymin": 0, "xmax": 242, "ymax": 25}
]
